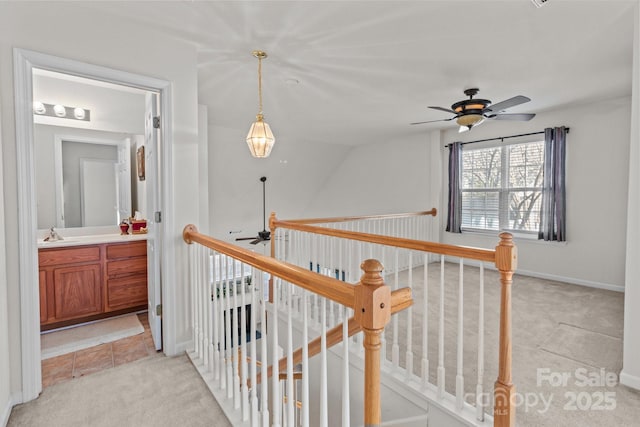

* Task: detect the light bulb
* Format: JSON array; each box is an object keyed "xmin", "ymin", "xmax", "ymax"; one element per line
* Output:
[
  {"xmin": 73, "ymin": 108, "xmax": 85, "ymax": 120},
  {"xmin": 53, "ymin": 104, "xmax": 66, "ymax": 117},
  {"xmin": 32, "ymin": 101, "xmax": 46, "ymax": 115}
]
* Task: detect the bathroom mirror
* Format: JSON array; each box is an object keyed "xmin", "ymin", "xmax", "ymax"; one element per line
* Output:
[{"xmin": 34, "ymin": 127, "xmax": 141, "ymax": 229}]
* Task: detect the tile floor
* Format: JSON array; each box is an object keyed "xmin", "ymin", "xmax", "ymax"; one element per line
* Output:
[{"xmin": 41, "ymin": 313, "xmax": 159, "ymax": 389}]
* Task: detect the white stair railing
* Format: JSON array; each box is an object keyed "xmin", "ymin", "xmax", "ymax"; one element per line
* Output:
[
  {"xmin": 183, "ymin": 225, "xmax": 413, "ymax": 427},
  {"xmin": 269, "ymin": 211, "xmax": 517, "ymax": 427}
]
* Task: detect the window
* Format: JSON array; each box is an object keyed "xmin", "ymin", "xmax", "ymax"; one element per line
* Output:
[{"xmin": 461, "ymin": 141, "xmax": 544, "ymax": 234}]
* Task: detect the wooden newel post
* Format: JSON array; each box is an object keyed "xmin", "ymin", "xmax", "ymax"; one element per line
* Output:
[
  {"xmin": 494, "ymin": 232, "xmax": 517, "ymax": 427},
  {"xmin": 355, "ymin": 259, "xmax": 391, "ymax": 427}
]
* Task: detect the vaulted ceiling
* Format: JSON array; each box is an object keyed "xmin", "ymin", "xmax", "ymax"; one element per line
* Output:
[{"xmin": 78, "ymin": 0, "xmax": 635, "ymax": 146}]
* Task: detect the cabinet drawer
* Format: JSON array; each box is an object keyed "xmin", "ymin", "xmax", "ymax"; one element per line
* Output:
[
  {"xmin": 106, "ymin": 274, "xmax": 147, "ymax": 311},
  {"xmin": 107, "ymin": 257, "xmax": 147, "ymax": 278},
  {"xmin": 39, "ymin": 246, "xmax": 101, "ymax": 267},
  {"xmin": 107, "ymin": 241, "xmax": 147, "ymax": 259}
]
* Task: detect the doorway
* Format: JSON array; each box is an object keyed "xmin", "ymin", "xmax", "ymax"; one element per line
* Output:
[{"xmin": 14, "ymin": 49, "xmax": 171, "ymax": 400}]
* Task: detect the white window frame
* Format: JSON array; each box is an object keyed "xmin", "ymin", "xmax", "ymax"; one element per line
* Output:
[{"xmin": 460, "ymin": 138, "xmax": 545, "ymax": 238}]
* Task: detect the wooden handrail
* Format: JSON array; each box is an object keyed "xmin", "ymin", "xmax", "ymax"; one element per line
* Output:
[
  {"xmin": 183, "ymin": 224, "xmax": 356, "ymax": 308},
  {"xmin": 276, "ymin": 208, "xmax": 437, "ymax": 225},
  {"xmin": 250, "ymin": 287, "xmax": 412, "ymax": 388},
  {"xmin": 271, "ymin": 216, "xmax": 496, "ymax": 263}
]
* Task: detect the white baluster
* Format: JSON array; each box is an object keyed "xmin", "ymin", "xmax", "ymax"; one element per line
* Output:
[
  {"xmin": 342, "ymin": 305, "xmax": 350, "ymax": 427},
  {"xmin": 421, "ymin": 253, "xmax": 429, "ymax": 386},
  {"xmin": 190, "ymin": 244, "xmax": 198, "ymax": 355},
  {"xmin": 392, "ymin": 250, "xmax": 400, "ymax": 365},
  {"xmin": 272, "ymin": 276, "xmax": 281, "ymax": 427},
  {"xmin": 250, "ymin": 269, "xmax": 258, "ymax": 427},
  {"xmin": 208, "ymin": 251, "xmax": 215, "ymax": 374},
  {"xmin": 225, "ymin": 256, "xmax": 233, "ymax": 398},
  {"xmin": 476, "ymin": 263, "xmax": 485, "ymax": 421},
  {"xmin": 456, "ymin": 259, "xmax": 464, "ymax": 410},
  {"xmin": 233, "ymin": 260, "xmax": 241, "ymax": 409},
  {"xmin": 301, "ymin": 291, "xmax": 310, "ymax": 427},
  {"xmin": 438, "ymin": 255, "xmax": 445, "ymax": 399},
  {"xmin": 201, "ymin": 247, "xmax": 209, "ymax": 370},
  {"xmin": 213, "ymin": 253, "xmax": 220, "ymax": 382},
  {"xmin": 260, "ymin": 270, "xmax": 270, "ymax": 427},
  {"xmin": 329, "ymin": 238, "xmax": 335, "ymax": 328},
  {"xmin": 406, "ymin": 251, "xmax": 414, "ymax": 377},
  {"xmin": 286, "ymin": 281, "xmax": 295, "ymax": 426},
  {"xmin": 240, "ymin": 262, "xmax": 249, "ymax": 420},
  {"xmin": 320, "ymin": 298, "xmax": 328, "ymax": 427}
]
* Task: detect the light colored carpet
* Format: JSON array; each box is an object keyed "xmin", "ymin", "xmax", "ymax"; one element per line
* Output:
[
  {"xmin": 384, "ymin": 263, "xmax": 640, "ymax": 427},
  {"xmin": 41, "ymin": 314, "xmax": 144, "ymax": 360},
  {"xmin": 7, "ymin": 354, "xmax": 232, "ymax": 427}
]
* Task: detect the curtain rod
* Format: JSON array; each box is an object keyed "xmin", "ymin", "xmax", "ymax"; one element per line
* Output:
[{"xmin": 445, "ymin": 127, "xmax": 570, "ymax": 147}]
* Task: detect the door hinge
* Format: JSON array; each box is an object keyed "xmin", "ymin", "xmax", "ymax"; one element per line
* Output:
[
  {"xmin": 156, "ymin": 304, "xmax": 162, "ymax": 316},
  {"xmin": 153, "ymin": 116, "xmax": 160, "ymax": 129},
  {"xmin": 155, "ymin": 211, "xmax": 162, "ymax": 223}
]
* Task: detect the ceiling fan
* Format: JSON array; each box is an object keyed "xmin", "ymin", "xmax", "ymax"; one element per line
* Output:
[
  {"xmin": 235, "ymin": 176, "xmax": 271, "ymax": 245},
  {"xmin": 411, "ymin": 88, "xmax": 536, "ymax": 132}
]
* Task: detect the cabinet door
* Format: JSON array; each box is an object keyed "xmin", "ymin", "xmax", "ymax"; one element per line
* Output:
[{"xmin": 53, "ymin": 264, "xmax": 102, "ymax": 321}]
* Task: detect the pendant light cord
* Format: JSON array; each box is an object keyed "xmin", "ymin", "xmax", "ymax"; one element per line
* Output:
[{"xmin": 258, "ymin": 56, "xmax": 263, "ymax": 115}]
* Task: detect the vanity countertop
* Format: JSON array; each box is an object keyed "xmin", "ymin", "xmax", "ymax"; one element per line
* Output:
[{"xmin": 37, "ymin": 233, "xmax": 148, "ymax": 249}]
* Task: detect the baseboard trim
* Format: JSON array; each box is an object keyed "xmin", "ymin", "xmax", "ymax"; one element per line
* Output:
[
  {"xmin": 172, "ymin": 339, "xmax": 193, "ymax": 357},
  {"xmin": 443, "ymin": 256, "xmax": 625, "ymax": 293},
  {"xmin": 620, "ymin": 370, "xmax": 640, "ymax": 391},
  {"xmin": 515, "ymin": 268, "xmax": 625, "ymax": 293},
  {"xmin": 1, "ymin": 392, "xmax": 21, "ymax": 427},
  {"xmin": 1, "ymin": 398, "xmax": 11, "ymax": 427}
]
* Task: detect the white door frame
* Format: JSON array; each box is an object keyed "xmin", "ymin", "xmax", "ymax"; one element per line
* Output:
[{"xmin": 13, "ymin": 48, "xmax": 176, "ymax": 402}]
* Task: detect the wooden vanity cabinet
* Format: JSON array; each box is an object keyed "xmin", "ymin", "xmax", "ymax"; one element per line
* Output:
[
  {"xmin": 39, "ymin": 240, "xmax": 147, "ymax": 329},
  {"xmin": 105, "ymin": 241, "xmax": 148, "ymax": 312}
]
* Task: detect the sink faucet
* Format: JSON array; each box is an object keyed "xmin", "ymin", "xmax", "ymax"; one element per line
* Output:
[{"xmin": 44, "ymin": 227, "xmax": 63, "ymax": 242}]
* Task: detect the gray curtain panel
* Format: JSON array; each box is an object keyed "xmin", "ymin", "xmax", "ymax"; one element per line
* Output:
[
  {"xmin": 539, "ymin": 127, "xmax": 567, "ymax": 241},
  {"xmin": 446, "ymin": 141, "xmax": 462, "ymax": 233}
]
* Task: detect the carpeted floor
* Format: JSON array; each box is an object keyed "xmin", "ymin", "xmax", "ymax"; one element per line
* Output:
[
  {"xmin": 7, "ymin": 354, "xmax": 232, "ymax": 427},
  {"xmin": 383, "ymin": 262, "xmax": 640, "ymax": 426},
  {"xmin": 7, "ymin": 263, "xmax": 640, "ymax": 427}
]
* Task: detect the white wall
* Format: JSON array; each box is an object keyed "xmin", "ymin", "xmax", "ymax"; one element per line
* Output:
[
  {"xmin": 439, "ymin": 96, "xmax": 631, "ymax": 290},
  {"xmin": 0, "ymin": 2, "xmax": 199, "ymax": 405},
  {"xmin": 207, "ymin": 123, "xmax": 352, "ymax": 243},
  {"xmin": 304, "ymin": 133, "xmax": 432, "ymax": 217}
]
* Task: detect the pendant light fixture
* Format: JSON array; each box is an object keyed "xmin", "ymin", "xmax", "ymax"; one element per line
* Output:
[{"xmin": 246, "ymin": 50, "xmax": 275, "ymax": 158}]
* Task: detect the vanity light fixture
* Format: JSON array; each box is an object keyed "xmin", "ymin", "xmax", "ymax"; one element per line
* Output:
[
  {"xmin": 246, "ymin": 50, "xmax": 275, "ymax": 158},
  {"xmin": 32, "ymin": 102, "xmax": 91, "ymax": 122}
]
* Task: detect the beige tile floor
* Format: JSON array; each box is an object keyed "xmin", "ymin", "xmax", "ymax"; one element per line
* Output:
[{"xmin": 41, "ymin": 313, "xmax": 159, "ymax": 388}]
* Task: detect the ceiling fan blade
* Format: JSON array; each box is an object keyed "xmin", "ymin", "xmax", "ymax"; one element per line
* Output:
[
  {"xmin": 485, "ymin": 95, "xmax": 531, "ymax": 114},
  {"xmin": 410, "ymin": 116, "xmax": 456, "ymax": 125},
  {"xmin": 249, "ymin": 238, "xmax": 262, "ymax": 245},
  {"xmin": 489, "ymin": 113, "xmax": 536, "ymax": 121},
  {"xmin": 236, "ymin": 236, "xmax": 258, "ymax": 241},
  {"xmin": 428, "ymin": 106, "xmax": 456, "ymax": 114}
]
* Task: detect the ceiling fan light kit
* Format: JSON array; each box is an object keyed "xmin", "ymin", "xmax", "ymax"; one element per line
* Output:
[
  {"xmin": 246, "ymin": 50, "xmax": 275, "ymax": 158},
  {"xmin": 411, "ymin": 87, "xmax": 535, "ymax": 131}
]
